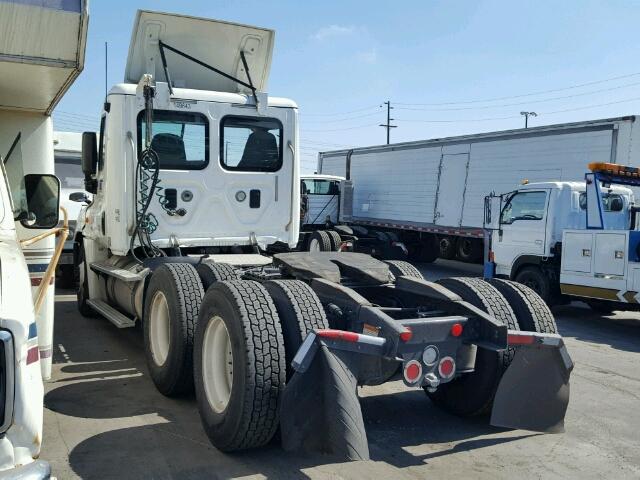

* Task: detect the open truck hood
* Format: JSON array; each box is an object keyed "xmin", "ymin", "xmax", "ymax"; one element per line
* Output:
[
  {"xmin": 125, "ymin": 10, "xmax": 275, "ymax": 94},
  {"xmin": 0, "ymin": 0, "xmax": 88, "ymax": 114}
]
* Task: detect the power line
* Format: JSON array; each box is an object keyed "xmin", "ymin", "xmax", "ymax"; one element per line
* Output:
[
  {"xmin": 394, "ymin": 71, "xmax": 640, "ymax": 106},
  {"xmin": 300, "ymin": 110, "xmax": 382, "ymax": 123},
  {"xmin": 395, "ymin": 80, "xmax": 640, "ymax": 112},
  {"xmin": 299, "ymin": 104, "xmax": 380, "ymax": 117},
  {"xmin": 301, "ymin": 123, "xmax": 379, "ymax": 133}
]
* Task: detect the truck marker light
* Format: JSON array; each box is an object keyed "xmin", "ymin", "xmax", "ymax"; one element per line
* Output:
[
  {"xmin": 438, "ymin": 357, "xmax": 455, "ymax": 379},
  {"xmin": 403, "ymin": 360, "xmax": 422, "ymax": 384},
  {"xmin": 399, "ymin": 327, "xmax": 412, "ymax": 342},
  {"xmin": 26, "ymin": 346, "xmax": 39, "ymax": 365},
  {"xmin": 422, "ymin": 345, "xmax": 438, "ymax": 366},
  {"xmin": 450, "ymin": 323, "xmax": 463, "ymax": 337}
]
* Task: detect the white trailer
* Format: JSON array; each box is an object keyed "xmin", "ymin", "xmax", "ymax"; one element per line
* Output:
[
  {"xmin": 318, "ymin": 116, "xmax": 640, "ymax": 262},
  {"xmin": 0, "ymin": 0, "xmax": 88, "ymax": 476}
]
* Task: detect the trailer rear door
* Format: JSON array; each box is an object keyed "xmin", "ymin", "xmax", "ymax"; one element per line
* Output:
[{"xmin": 435, "ymin": 153, "xmax": 469, "ymax": 227}]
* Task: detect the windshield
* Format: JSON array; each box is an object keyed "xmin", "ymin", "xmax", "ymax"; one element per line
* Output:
[
  {"xmin": 302, "ymin": 179, "xmax": 340, "ymax": 195},
  {"xmin": 55, "ymin": 155, "xmax": 84, "ymax": 190}
]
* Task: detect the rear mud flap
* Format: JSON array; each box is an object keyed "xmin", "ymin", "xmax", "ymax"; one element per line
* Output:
[
  {"xmin": 491, "ymin": 343, "xmax": 572, "ymax": 433},
  {"xmin": 280, "ymin": 345, "xmax": 370, "ymax": 460}
]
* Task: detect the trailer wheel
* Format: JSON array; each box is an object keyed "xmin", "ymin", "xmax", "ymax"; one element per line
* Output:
[
  {"xmin": 144, "ymin": 263, "xmax": 203, "ymax": 396},
  {"xmin": 263, "ymin": 280, "xmax": 329, "ymax": 377},
  {"xmin": 194, "ymin": 280, "xmax": 285, "ymax": 451},
  {"xmin": 326, "ymin": 230, "xmax": 342, "ymax": 251},
  {"xmin": 438, "ymin": 236, "xmax": 456, "ymax": 260},
  {"xmin": 384, "ymin": 260, "xmax": 424, "ymax": 280},
  {"xmin": 487, "ymin": 279, "xmax": 558, "ymax": 333},
  {"xmin": 308, "ymin": 230, "xmax": 332, "ymax": 252},
  {"xmin": 456, "ymin": 237, "xmax": 482, "ymax": 263},
  {"xmin": 196, "ymin": 262, "xmax": 239, "ymax": 290},
  {"xmin": 514, "ymin": 266, "xmax": 552, "ymax": 304},
  {"xmin": 76, "ymin": 243, "xmax": 95, "ymax": 317},
  {"xmin": 428, "ymin": 277, "xmax": 519, "ymax": 416}
]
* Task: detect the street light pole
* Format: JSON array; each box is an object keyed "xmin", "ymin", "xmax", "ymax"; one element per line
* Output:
[{"xmin": 520, "ymin": 111, "xmax": 537, "ymax": 128}]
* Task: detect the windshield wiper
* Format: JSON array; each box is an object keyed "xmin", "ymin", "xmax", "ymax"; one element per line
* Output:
[{"xmin": 158, "ymin": 40, "xmax": 258, "ymax": 107}]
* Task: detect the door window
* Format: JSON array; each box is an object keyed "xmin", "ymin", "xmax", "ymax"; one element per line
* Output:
[
  {"xmin": 501, "ymin": 191, "xmax": 547, "ymax": 224},
  {"xmin": 220, "ymin": 116, "xmax": 282, "ymax": 172}
]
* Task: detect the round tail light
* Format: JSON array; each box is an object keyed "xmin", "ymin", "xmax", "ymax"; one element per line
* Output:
[
  {"xmin": 403, "ymin": 360, "xmax": 423, "ymax": 384},
  {"xmin": 438, "ymin": 356, "xmax": 456, "ymax": 379}
]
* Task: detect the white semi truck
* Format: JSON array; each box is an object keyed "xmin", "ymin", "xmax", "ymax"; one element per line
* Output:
[
  {"xmin": 318, "ymin": 116, "xmax": 640, "ymax": 263},
  {"xmin": 74, "ymin": 9, "xmax": 574, "ymax": 460},
  {"xmin": 0, "ymin": 0, "xmax": 88, "ymax": 476},
  {"xmin": 485, "ymin": 162, "xmax": 640, "ymax": 311}
]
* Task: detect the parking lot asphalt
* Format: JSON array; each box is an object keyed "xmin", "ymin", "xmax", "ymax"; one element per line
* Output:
[{"xmin": 42, "ymin": 259, "xmax": 640, "ymax": 479}]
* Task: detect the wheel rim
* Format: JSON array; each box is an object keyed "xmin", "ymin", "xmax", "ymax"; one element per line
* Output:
[
  {"xmin": 309, "ymin": 238, "xmax": 321, "ymax": 252},
  {"xmin": 149, "ymin": 291, "xmax": 171, "ymax": 366},
  {"xmin": 202, "ymin": 315, "xmax": 233, "ymax": 414},
  {"xmin": 460, "ymin": 239, "xmax": 472, "ymax": 256}
]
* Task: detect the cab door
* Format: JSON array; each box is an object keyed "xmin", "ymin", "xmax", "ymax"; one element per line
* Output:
[{"xmin": 494, "ymin": 189, "xmax": 550, "ymax": 272}]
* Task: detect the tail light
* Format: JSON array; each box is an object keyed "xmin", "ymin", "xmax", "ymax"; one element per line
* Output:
[
  {"xmin": 438, "ymin": 356, "xmax": 455, "ymax": 379},
  {"xmin": 403, "ymin": 360, "xmax": 422, "ymax": 384}
]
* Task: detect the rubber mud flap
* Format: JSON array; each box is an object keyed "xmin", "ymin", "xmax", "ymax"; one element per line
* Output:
[
  {"xmin": 490, "ymin": 346, "xmax": 571, "ymax": 433},
  {"xmin": 280, "ymin": 345, "xmax": 369, "ymax": 460}
]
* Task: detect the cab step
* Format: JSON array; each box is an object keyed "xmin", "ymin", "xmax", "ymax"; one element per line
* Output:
[
  {"xmin": 87, "ymin": 300, "xmax": 136, "ymax": 328},
  {"xmin": 90, "ymin": 261, "xmax": 150, "ymax": 282}
]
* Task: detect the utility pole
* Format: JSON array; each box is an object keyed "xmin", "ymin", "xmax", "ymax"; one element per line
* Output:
[
  {"xmin": 105, "ymin": 42, "xmax": 108, "ymax": 100},
  {"xmin": 520, "ymin": 111, "xmax": 537, "ymax": 128},
  {"xmin": 379, "ymin": 101, "xmax": 397, "ymax": 144}
]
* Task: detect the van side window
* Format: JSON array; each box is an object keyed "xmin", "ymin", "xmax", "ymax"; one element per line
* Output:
[{"xmin": 501, "ymin": 191, "xmax": 547, "ymax": 224}]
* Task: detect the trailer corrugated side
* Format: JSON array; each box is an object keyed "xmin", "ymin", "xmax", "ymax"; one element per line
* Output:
[{"xmin": 318, "ymin": 116, "xmax": 640, "ymax": 260}]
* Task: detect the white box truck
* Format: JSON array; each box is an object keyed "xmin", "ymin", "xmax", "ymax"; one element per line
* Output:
[{"xmin": 317, "ymin": 116, "xmax": 640, "ymax": 263}]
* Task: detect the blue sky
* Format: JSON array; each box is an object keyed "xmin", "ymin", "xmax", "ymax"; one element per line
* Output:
[{"xmin": 54, "ymin": 0, "xmax": 640, "ymax": 172}]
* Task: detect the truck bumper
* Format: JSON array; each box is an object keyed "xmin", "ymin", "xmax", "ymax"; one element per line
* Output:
[{"xmin": 0, "ymin": 461, "xmax": 50, "ymax": 480}]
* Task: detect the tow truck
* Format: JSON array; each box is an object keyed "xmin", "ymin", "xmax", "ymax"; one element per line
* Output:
[
  {"xmin": 73, "ymin": 10, "xmax": 573, "ymax": 460},
  {"xmin": 484, "ymin": 162, "xmax": 640, "ymax": 311}
]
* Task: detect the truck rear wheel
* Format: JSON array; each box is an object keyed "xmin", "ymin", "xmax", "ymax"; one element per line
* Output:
[
  {"xmin": 487, "ymin": 279, "xmax": 558, "ymax": 333},
  {"xmin": 456, "ymin": 237, "xmax": 482, "ymax": 263},
  {"xmin": 263, "ymin": 280, "xmax": 329, "ymax": 377},
  {"xmin": 326, "ymin": 230, "xmax": 342, "ymax": 251},
  {"xmin": 196, "ymin": 261, "xmax": 238, "ymax": 290},
  {"xmin": 144, "ymin": 263, "xmax": 203, "ymax": 396},
  {"xmin": 514, "ymin": 266, "xmax": 552, "ymax": 304},
  {"xmin": 194, "ymin": 280, "xmax": 285, "ymax": 451},
  {"xmin": 384, "ymin": 260, "xmax": 424, "ymax": 280},
  {"xmin": 428, "ymin": 277, "xmax": 519, "ymax": 416},
  {"xmin": 308, "ymin": 230, "xmax": 332, "ymax": 252},
  {"xmin": 438, "ymin": 236, "xmax": 456, "ymax": 260}
]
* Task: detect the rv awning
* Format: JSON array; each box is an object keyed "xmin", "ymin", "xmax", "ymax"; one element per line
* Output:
[
  {"xmin": 125, "ymin": 10, "xmax": 274, "ymax": 94},
  {"xmin": 0, "ymin": 0, "xmax": 88, "ymax": 114}
]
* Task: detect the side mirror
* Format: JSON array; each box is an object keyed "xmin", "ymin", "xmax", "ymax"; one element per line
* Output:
[
  {"xmin": 20, "ymin": 174, "xmax": 60, "ymax": 229},
  {"xmin": 69, "ymin": 191, "xmax": 90, "ymax": 203},
  {"xmin": 484, "ymin": 194, "xmax": 502, "ymax": 230},
  {"xmin": 81, "ymin": 131, "xmax": 98, "ymax": 193}
]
